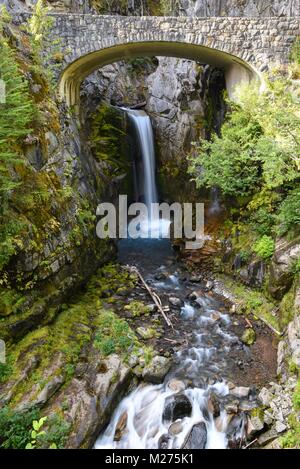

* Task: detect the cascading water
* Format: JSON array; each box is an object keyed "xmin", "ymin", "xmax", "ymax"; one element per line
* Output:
[
  {"xmin": 124, "ymin": 108, "xmax": 170, "ymax": 239},
  {"xmin": 95, "ymin": 268, "xmax": 251, "ymax": 450},
  {"xmin": 95, "ymin": 108, "xmax": 254, "ymax": 450},
  {"xmin": 126, "ymin": 109, "xmax": 158, "ymax": 208}
]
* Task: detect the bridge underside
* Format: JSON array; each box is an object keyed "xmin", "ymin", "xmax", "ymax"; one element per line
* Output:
[{"xmin": 59, "ymin": 41, "xmax": 256, "ymax": 107}]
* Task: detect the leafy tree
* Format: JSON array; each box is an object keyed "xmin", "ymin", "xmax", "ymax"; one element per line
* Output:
[
  {"xmin": 276, "ymin": 187, "xmax": 300, "ymax": 236},
  {"xmin": 189, "ymin": 44, "xmax": 300, "ymax": 238},
  {"xmin": 253, "ymin": 235, "xmax": 275, "ymax": 260},
  {"xmin": 188, "ymin": 104, "xmax": 263, "ymax": 197}
]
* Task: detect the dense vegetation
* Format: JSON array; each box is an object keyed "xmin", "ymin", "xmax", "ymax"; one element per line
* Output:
[
  {"xmin": 189, "ymin": 39, "xmax": 300, "ymax": 260},
  {"xmin": 91, "ymin": 0, "xmax": 178, "ymax": 15}
]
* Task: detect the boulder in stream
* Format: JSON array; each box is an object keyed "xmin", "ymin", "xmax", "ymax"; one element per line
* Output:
[
  {"xmin": 169, "ymin": 296, "xmax": 182, "ymax": 307},
  {"xmin": 207, "ymin": 391, "xmax": 220, "ymax": 418},
  {"xmin": 114, "ymin": 411, "xmax": 128, "ymax": 441},
  {"xmin": 183, "ymin": 422, "xmax": 207, "ymax": 449},
  {"xmin": 142, "ymin": 355, "xmax": 171, "ymax": 384},
  {"xmin": 163, "ymin": 393, "xmax": 192, "ymax": 422},
  {"xmin": 167, "ymin": 379, "xmax": 186, "ymax": 393},
  {"xmin": 158, "ymin": 434, "xmax": 170, "ymax": 449}
]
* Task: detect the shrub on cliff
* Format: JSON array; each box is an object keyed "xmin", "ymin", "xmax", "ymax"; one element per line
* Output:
[{"xmin": 188, "ymin": 40, "xmax": 300, "ymax": 239}]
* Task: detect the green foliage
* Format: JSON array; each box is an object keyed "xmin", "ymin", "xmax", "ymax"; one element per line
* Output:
[
  {"xmin": 0, "ymin": 38, "xmax": 35, "ymax": 198},
  {"xmin": 160, "ymin": 0, "xmax": 178, "ymax": 15},
  {"xmin": 0, "ymin": 408, "xmax": 70, "ymax": 449},
  {"xmin": 189, "ymin": 63, "xmax": 300, "ymax": 239},
  {"xmin": 189, "ymin": 107, "xmax": 263, "ymax": 197},
  {"xmin": 91, "ymin": 0, "xmax": 128, "ymax": 14},
  {"xmin": 292, "ymin": 258, "xmax": 300, "ymax": 275},
  {"xmin": 124, "ymin": 300, "xmax": 150, "ymax": 317},
  {"xmin": 276, "ymin": 187, "xmax": 300, "ymax": 236},
  {"xmin": 219, "ymin": 275, "xmax": 281, "ymax": 332},
  {"xmin": 90, "ymin": 104, "xmax": 127, "ymax": 177},
  {"xmin": 32, "ymin": 414, "xmax": 70, "ymax": 449},
  {"xmin": 253, "ymin": 235, "xmax": 275, "ymax": 260},
  {"xmin": 25, "ymin": 417, "xmax": 48, "ymax": 449},
  {"xmin": 94, "ymin": 310, "xmax": 137, "ymax": 356},
  {"xmin": 239, "ymin": 249, "xmax": 251, "ymax": 263},
  {"xmin": 249, "ymin": 206, "xmax": 276, "ymax": 236},
  {"xmin": 27, "ymin": 0, "xmax": 58, "ymax": 87},
  {"xmin": 280, "ymin": 382, "xmax": 300, "ymax": 448},
  {"xmin": 0, "ymin": 361, "xmax": 12, "ymax": 383},
  {"xmin": 293, "ymin": 380, "xmax": 300, "ymax": 410},
  {"xmin": 0, "ymin": 29, "xmax": 36, "ymax": 269},
  {"xmin": 0, "ymin": 406, "xmax": 40, "ymax": 449},
  {"xmin": 290, "ymin": 37, "xmax": 300, "ymax": 66}
]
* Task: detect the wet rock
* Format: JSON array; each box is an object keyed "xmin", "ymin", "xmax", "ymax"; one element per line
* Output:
[
  {"xmin": 231, "ymin": 387, "xmax": 251, "ymax": 398},
  {"xmin": 64, "ymin": 354, "xmax": 132, "ymax": 449},
  {"xmin": 239, "ymin": 401, "xmax": 255, "ymax": 412},
  {"xmin": 205, "ymin": 280, "xmax": 214, "ymax": 291},
  {"xmin": 183, "ymin": 422, "xmax": 207, "ymax": 449},
  {"xmin": 189, "ymin": 291, "xmax": 201, "ymax": 301},
  {"xmin": 241, "ymin": 328, "xmax": 256, "ymax": 346},
  {"xmin": 169, "ymin": 421, "xmax": 183, "ymax": 435},
  {"xmin": 155, "ymin": 272, "xmax": 168, "ymax": 281},
  {"xmin": 142, "ymin": 356, "xmax": 171, "ymax": 384},
  {"xmin": 211, "ymin": 311, "xmax": 221, "ymax": 321},
  {"xmin": 226, "ymin": 414, "xmax": 247, "ymax": 444},
  {"xmin": 225, "ymin": 402, "xmax": 239, "ymax": 414},
  {"xmin": 158, "ymin": 434, "xmax": 170, "ymax": 449},
  {"xmin": 227, "ymin": 381, "xmax": 236, "ymax": 390},
  {"xmin": 215, "ymin": 414, "xmax": 233, "ymax": 432},
  {"xmin": 169, "ymin": 297, "xmax": 182, "ymax": 307},
  {"xmin": 207, "ymin": 391, "xmax": 220, "ymax": 418},
  {"xmin": 190, "ymin": 274, "xmax": 202, "ymax": 283},
  {"xmin": 114, "ymin": 411, "xmax": 127, "ymax": 441},
  {"xmin": 163, "ymin": 393, "xmax": 192, "ymax": 422},
  {"xmin": 167, "ymin": 379, "xmax": 186, "ymax": 392}
]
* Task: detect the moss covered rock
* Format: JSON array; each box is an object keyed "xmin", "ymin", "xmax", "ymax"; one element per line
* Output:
[{"xmin": 241, "ymin": 328, "xmax": 256, "ymax": 346}]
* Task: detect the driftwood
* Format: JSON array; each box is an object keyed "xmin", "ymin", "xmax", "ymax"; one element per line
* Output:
[
  {"xmin": 245, "ymin": 317, "xmax": 253, "ymax": 328},
  {"xmin": 254, "ymin": 314, "xmax": 282, "ymax": 336},
  {"xmin": 126, "ymin": 265, "xmax": 174, "ymax": 328},
  {"xmin": 243, "ymin": 438, "xmax": 258, "ymax": 450}
]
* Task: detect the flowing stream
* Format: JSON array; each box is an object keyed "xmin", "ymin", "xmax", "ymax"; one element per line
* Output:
[{"xmin": 95, "ymin": 110, "xmax": 253, "ymax": 450}]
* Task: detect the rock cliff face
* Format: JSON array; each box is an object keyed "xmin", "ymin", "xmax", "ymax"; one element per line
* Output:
[
  {"xmin": 180, "ymin": 0, "xmax": 300, "ymax": 17},
  {"xmin": 0, "ymin": 21, "xmax": 121, "ymax": 343}
]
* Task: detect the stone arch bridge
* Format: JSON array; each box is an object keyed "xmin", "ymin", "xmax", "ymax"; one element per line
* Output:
[{"xmin": 27, "ymin": 14, "xmax": 300, "ymax": 105}]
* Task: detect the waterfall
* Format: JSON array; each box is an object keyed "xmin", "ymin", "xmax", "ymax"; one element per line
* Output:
[
  {"xmin": 126, "ymin": 109, "xmax": 158, "ymax": 208},
  {"xmin": 122, "ymin": 109, "xmax": 170, "ymax": 239}
]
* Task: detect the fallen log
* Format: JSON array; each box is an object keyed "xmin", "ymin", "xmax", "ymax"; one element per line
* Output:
[{"xmin": 126, "ymin": 265, "xmax": 174, "ymax": 328}]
